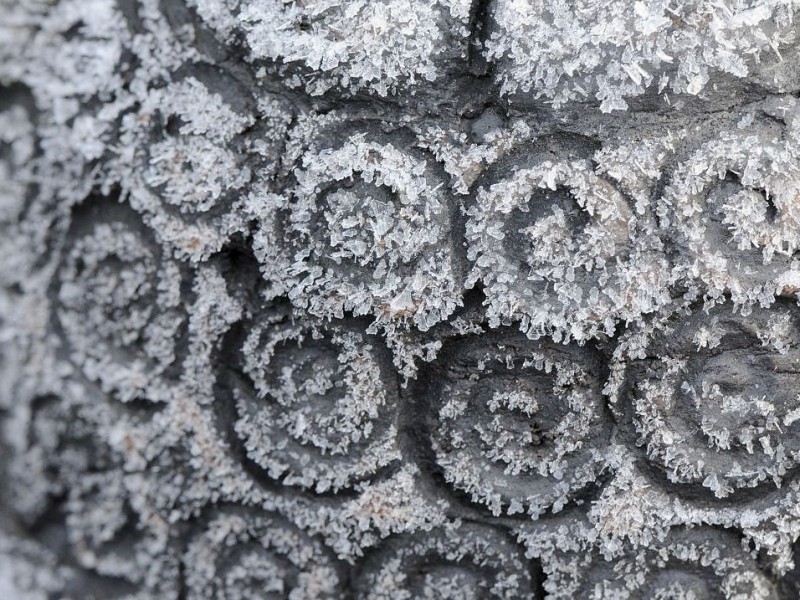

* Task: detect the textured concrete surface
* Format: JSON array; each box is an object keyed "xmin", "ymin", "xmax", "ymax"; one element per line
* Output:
[{"xmin": 3, "ymin": 0, "xmax": 800, "ymax": 598}]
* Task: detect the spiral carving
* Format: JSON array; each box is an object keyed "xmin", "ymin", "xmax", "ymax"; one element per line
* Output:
[
  {"xmin": 423, "ymin": 329, "xmax": 611, "ymax": 517},
  {"xmin": 353, "ymin": 523, "xmax": 538, "ymax": 599},
  {"xmin": 466, "ymin": 155, "xmax": 666, "ymax": 342},
  {"xmin": 120, "ymin": 71, "xmax": 290, "ymax": 260},
  {"xmin": 8, "ymin": 392, "xmax": 176, "ymax": 595},
  {"xmin": 228, "ymin": 314, "xmax": 402, "ymax": 493},
  {"xmin": 609, "ymin": 300, "xmax": 800, "ymax": 499},
  {"xmin": 258, "ymin": 129, "xmax": 461, "ymax": 331},
  {"xmin": 55, "ymin": 200, "xmax": 185, "ymax": 402},
  {"xmin": 182, "ymin": 508, "xmax": 344, "ymax": 599},
  {"xmin": 660, "ymin": 126, "xmax": 800, "ymax": 306}
]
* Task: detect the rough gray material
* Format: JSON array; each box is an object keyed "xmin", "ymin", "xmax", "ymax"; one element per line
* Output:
[{"xmin": 4, "ymin": 0, "xmax": 800, "ymax": 598}]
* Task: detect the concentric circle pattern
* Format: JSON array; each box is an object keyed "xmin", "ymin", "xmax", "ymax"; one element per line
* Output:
[
  {"xmin": 540, "ymin": 528, "xmax": 778, "ymax": 600},
  {"xmin": 353, "ymin": 523, "xmax": 537, "ymax": 599},
  {"xmin": 228, "ymin": 316, "xmax": 401, "ymax": 493},
  {"xmin": 255, "ymin": 126, "xmax": 462, "ymax": 331},
  {"xmin": 466, "ymin": 155, "xmax": 669, "ymax": 342},
  {"xmin": 7, "ymin": 0, "xmax": 800, "ymax": 598},
  {"xmin": 610, "ymin": 301, "xmax": 800, "ymax": 499},
  {"xmin": 425, "ymin": 331, "xmax": 610, "ymax": 517},
  {"xmin": 55, "ymin": 201, "xmax": 186, "ymax": 402},
  {"xmin": 183, "ymin": 508, "xmax": 344, "ymax": 599},
  {"xmin": 660, "ymin": 124, "xmax": 800, "ymax": 306}
]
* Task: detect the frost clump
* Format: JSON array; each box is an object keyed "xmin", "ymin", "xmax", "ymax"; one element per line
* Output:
[
  {"xmin": 0, "ymin": 104, "xmax": 35, "ymax": 226},
  {"xmin": 238, "ymin": 0, "xmax": 471, "ymax": 95},
  {"xmin": 484, "ymin": 0, "xmax": 800, "ymax": 111}
]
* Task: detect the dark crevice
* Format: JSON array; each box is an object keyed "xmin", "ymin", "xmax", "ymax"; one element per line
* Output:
[{"xmin": 468, "ymin": 0, "xmax": 493, "ymax": 77}]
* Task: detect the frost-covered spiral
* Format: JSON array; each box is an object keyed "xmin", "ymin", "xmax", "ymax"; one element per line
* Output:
[
  {"xmin": 8, "ymin": 393, "xmax": 175, "ymax": 594},
  {"xmin": 119, "ymin": 72, "xmax": 289, "ymax": 260},
  {"xmin": 65, "ymin": 471, "xmax": 155, "ymax": 585},
  {"xmin": 9, "ymin": 395, "xmax": 101, "ymax": 523},
  {"xmin": 608, "ymin": 301, "xmax": 800, "ymax": 499},
  {"xmin": 353, "ymin": 523, "xmax": 537, "ymax": 599},
  {"xmin": 466, "ymin": 156, "xmax": 665, "ymax": 342},
  {"xmin": 139, "ymin": 80, "xmax": 251, "ymax": 215},
  {"xmin": 56, "ymin": 201, "xmax": 185, "ymax": 402},
  {"xmin": 183, "ymin": 508, "xmax": 343, "ymax": 599},
  {"xmin": 660, "ymin": 126, "xmax": 800, "ymax": 307},
  {"xmin": 484, "ymin": 1, "xmax": 800, "ymax": 111},
  {"xmin": 260, "ymin": 130, "xmax": 461, "ymax": 331},
  {"xmin": 231, "ymin": 317, "xmax": 401, "ymax": 492},
  {"xmin": 234, "ymin": 0, "xmax": 471, "ymax": 96},
  {"xmin": 426, "ymin": 330, "xmax": 610, "ymax": 517},
  {"xmin": 546, "ymin": 528, "xmax": 777, "ymax": 599}
]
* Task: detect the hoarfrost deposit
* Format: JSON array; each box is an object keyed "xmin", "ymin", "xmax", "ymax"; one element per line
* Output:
[{"xmin": 4, "ymin": 0, "xmax": 800, "ymax": 597}]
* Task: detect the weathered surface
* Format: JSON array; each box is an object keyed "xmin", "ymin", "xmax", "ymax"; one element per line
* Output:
[{"xmin": 4, "ymin": 0, "xmax": 800, "ymax": 598}]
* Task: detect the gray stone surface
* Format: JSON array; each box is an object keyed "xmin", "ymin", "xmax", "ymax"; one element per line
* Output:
[{"xmin": 3, "ymin": 0, "xmax": 800, "ymax": 597}]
